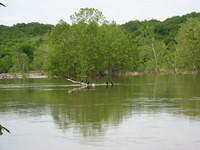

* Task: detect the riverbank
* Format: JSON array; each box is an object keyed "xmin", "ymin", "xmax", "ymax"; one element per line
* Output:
[
  {"xmin": 0, "ymin": 71, "xmax": 199, "ymax": 79},
  {"xmin": 120, "ymin": 70, "xmax": 200, "ymax": 76},
  {"xmin": 0, "ymin": 73, "xmax": 48, "ymax": 79}
]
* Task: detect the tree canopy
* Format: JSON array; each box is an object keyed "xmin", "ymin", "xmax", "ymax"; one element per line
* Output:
[
  {"xmin": 1, "ymin": 9, "xmax": 200, "ymax": 75},
  {"xmin": 176, "ymin": 18, "xmax": 200, "ymax": 71},
  {"xmin": 46, "ymin": 20, "xmax": 137, "ymax": 77},
  {"xmin": 0, "ymin": 22, "xmax": 53, "ymax": 73},
  {"xmin": 70, "ymin": 8, "xmax": 108, "ymax": 25}
]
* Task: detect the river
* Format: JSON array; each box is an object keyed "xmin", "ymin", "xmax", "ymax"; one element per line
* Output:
[{"xmin": 0, "ymin": 75, "xmax": 200, "ymax": 150}]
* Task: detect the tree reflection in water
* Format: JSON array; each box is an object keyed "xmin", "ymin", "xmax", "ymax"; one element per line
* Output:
[{"xmin": 0, "ymin": 75, "xmax": 200, "ymax": 136}]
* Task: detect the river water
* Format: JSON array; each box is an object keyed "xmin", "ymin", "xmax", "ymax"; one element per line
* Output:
[{"xmin": 0, "ymin": 75, "xmax": 200, "ymax": 150}]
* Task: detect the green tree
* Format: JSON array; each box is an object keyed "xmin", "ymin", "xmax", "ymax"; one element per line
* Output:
[
  {"xmin": 33, "ymin": 35, "xmax": 51, "ymax": 71},
  {"xmin": 97, "ymin": 24, "xmax": 138, "ymax": 74},
  {"xmin": 10, "ymin": 52, "xmax": 29, "ymax": 73},
  {"xmin": 137, "ymin": 25, "xmax": 166, "ymax": 71},
  {"xmin": 47, "ymin": 9, "xmax": 138, "ymax": 77},
  {"xmin": 0, "ymin": 23, "xmax": 53, "ymax": 73},
  {"xmin": 176, "ymin": 18, "xmax": 200, "ymax": 71},
  {"xmin": 70, "ymin": 8, "xmax": 108, "ymax": 25},
  {"xmin": 0, "ymin": 55, "xmax": 12, "ymax": 73}
]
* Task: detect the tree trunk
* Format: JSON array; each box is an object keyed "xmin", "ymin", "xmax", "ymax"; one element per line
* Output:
[
  {"xmin": 174, "ymin": 47, "xmax": 178, "ymax": 73},
  {"xmin": 151, "ymin": 37, "xmax": 158, "ymax": 72}
]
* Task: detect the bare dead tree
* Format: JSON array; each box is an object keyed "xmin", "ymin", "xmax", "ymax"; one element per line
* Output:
[
  {"xmin": 0, "ymin": 124, "xmax": 10, "ymax": 135},
  {"xmin": 0, "ymin": 2, "xmax": 6, "ymax": 7}
]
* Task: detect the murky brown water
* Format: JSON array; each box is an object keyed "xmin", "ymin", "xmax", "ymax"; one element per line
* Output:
[{"xmin": 0, "ymin": 75, "xmax": 200, "ymax": 150}]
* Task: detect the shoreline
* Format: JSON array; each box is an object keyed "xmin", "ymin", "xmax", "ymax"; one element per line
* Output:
[
  {"xmin": 120, "ymin": 71, "xmax": 200, "ymax": 76},
  {"xmin": 0, "ymin": 73, "xmax": 48, "ymax": 79},
  {"xmin": 0, "ymin": 71, "xmax": 199, "ymax": 79}
]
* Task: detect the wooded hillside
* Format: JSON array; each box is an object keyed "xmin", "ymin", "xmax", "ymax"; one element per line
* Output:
[{"xmin": 1, "ymin": 9, "xmax": 200, "ymax": 76}]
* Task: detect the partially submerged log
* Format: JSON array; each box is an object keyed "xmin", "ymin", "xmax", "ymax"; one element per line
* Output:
[
  {"xmin": 68, "ymin": 85, "xmax": 87, "ymax": 94},
  {"xmin": 66, "ymin": 78, "xmax": 117, "ymax": 94},
  {"xmin": 67, "ymin": 78, "xmax": 86, "ymax": 85}
]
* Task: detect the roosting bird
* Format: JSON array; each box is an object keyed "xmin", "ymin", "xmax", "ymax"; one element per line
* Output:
[
  {"xmin": 0, "ymin": 124, "xmax": 10, "ymax": 135},
  {"xmin": 0, "ymin": 2, "xmax": 6, "ymax": 7}
]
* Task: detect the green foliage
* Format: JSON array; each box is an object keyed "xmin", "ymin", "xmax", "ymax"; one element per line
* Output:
[
  {"xmin": 0, "ymin": 55, "xmax": 12, "ymax": 73},
  {"xmin": 1, "ymin": 10, "xmax": 200, "ymax": 75},
  {"xmin": 0, "ymin": 23, "xmax": 53, "ymax": 73},
  {"xmin": 10, "ymin": 52, "xmax": 29, "ymax": 73},
  {"xmin": 0, "ymin": 23, "xmax": 53, "ymax": 40},
  {"xmin": 176, "ymin": 18, "xmax": 200, "ymax": 71},
  {"xmin": 46, "ymin": 19, "xmax": 138, "ymax": 76},
  {"xmin": 136, "ymin": 24, "xmax": 166, "ymax": 71},
  {"xmin": 122, "ymin": 12, "xmax": 200, "ymax": 45},
  {"xmin": 121, "ymin": 12, "xmax": 200, "ymax": 72},
  {"xmin": 70, "ymin": 8, "xmax": 108, "ymax": 25},
  {"xmin": 32, "ymin": 35, "xmax": 51, "ymax": 71}
]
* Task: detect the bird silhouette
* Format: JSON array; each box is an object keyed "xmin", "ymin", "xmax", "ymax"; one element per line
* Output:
[
  {"xmin": 0, "ymin": 124, "xmax": 10, "ymax": 135},
  {"xmin": 111, "ymin": 81, "xmax": 114, "ymax": 86},
  {"xmin": 0, "ymin": 2, "xmax": 6, "ymax": 7}
]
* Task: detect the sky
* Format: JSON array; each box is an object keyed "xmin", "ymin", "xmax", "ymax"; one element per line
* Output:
[{"xmin": 0, "ymin": 0, "xmax": 200, "ymax": 26}]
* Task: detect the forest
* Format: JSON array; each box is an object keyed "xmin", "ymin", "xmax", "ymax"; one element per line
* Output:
[{"xmin": 1, "ymin": 8, "xmax": 200, "ymax": 77}]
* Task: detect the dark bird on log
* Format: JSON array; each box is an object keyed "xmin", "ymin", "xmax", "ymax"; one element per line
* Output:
[
  {"xmin": 106, "ymin": 81, "xmax": 109, "ymax": 87},
  {"xmin": 0, "ymin": 124, "xmax": 10, "ymax": 135},
  {"xmin": 0, "ymin": 2, "xmax": 6, "ymax": 7},
  {"xmin": 111, "ymin": 81, "xmax": 114, "ymax": 86}
]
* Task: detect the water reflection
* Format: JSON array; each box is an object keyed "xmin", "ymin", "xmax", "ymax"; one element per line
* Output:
[
  {"xmin": 0, "ymin": 75, "xmax": 200, "ymax": 137},
  {"xmin": 50, "ymin": 87, "xmax": 133, "ymax": 136}
]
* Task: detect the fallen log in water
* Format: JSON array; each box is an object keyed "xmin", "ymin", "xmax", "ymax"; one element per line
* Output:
[
  {"xmin": 66, "ymin": 78, "xmax": 118, "ymax": 94},
  {"xmin": 67, "ymin": 78, "xmax": 85, "ymax": 85}
]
